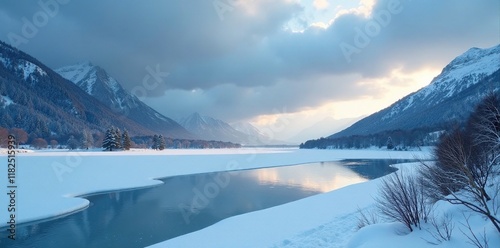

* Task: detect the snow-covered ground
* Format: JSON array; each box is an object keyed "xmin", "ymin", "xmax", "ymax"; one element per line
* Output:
[
  {"xmin": 3, "ymin": 147, "xmax": 497, "ymax": 247},
  {"xmin": 0, "ymin": 148, "xmax": 427, "ymax": 227}
]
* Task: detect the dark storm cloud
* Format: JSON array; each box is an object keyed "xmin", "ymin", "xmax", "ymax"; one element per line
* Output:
[{"xmin": 0, "ymin": 0, "xmax": 498, "ymax": 121}]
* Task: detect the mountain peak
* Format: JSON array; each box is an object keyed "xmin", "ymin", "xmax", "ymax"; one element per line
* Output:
[
  {"xmin": 55, "ymin": 62, "xmax": 192, "ymax": 138},
  {"xmin": 190, "ymin": 112, "xmax": 202, "ymax": 118},
  {"xmin": 442, "ymin": 44, "xmax": 500, "ymax": 75},
  {"xmin": 77, "ymin": 61, "xmax": 94, "ymax": 67},
  {"xmin": 180, "ymin": 113, "xmax": 251, "ymax": 144},
  {"xmin": 329, "ymin": 44, "xmax": 500, "ymax": 139}
]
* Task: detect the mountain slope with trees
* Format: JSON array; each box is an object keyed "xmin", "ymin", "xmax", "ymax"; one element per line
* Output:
[
  {"xmin": 56, "ymin": 62, "xmax": 192, "ymax": 139},
  {"xmin": 301, "ymin": 45, "xmax": 500, "ymax": 149},
  {"xmin": 0, "ymin": 40, "xmax": 162, "ymax": 146}
]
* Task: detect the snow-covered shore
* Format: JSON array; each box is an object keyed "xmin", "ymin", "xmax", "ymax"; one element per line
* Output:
[{"xmin": 152, "ymin": 161, "xmax": 500, "ymax": 248}]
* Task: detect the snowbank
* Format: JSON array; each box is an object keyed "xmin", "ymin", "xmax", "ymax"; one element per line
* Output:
[{"xmin": 347, "ymin": 166, "xmax": 500, "ymax": 248}]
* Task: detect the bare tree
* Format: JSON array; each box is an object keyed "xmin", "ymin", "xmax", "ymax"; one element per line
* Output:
[
  {"xmin": 420, "ymin": 93, "xmax": 500, "ymax": 233},
  {"xmin": 375, "ymin": 170, "xmax": 431, "ymax": 232}
]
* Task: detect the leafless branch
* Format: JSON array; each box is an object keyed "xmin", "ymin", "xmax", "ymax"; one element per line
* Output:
[{"xmin": 459, "ymin": 213, "xmax": 489, "ymax": 248}]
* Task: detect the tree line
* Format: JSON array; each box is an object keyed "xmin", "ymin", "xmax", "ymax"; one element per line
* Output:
[
  {"xmin": 300, "ymin": 127, "xmax": 444, "ymax": 150},
  {"xmin": 0, "ymin": 125, "xmax": 242, "ymax": 150}
]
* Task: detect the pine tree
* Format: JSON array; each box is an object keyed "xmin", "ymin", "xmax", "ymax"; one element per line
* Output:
[
  {"xmin": 114, "ymin": 127, "xmax": 122, "ymax": 149},
  {"xmin": 122, "ymin": 129, "xmax": 131, "ymax": 150},
  {"xmin": 158, "ymin": 135, "xmax": 165, "ymax": 150},
  {"xmin": 387, "ymin": 136, "xmax": 394, "ymax": 150},
  {"xmin": 152, "ymin": 135, "xmax": 159, "ymax": 150},
  {"xmin": 102, "ymin": 128, "xmax": 116, "ymax": 151}
]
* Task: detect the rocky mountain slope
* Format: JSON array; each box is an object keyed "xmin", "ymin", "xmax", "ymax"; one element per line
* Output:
[{"xmin": 56, "ymin": 62, "xmax": 192, "ymax": 139}]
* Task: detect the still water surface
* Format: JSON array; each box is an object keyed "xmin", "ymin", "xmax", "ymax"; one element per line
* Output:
[{"xmin": 1, "ymin": 159, "xmax": 409, "ymax": 248}]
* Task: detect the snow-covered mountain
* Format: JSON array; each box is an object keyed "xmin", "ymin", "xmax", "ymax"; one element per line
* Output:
[
  {"xmin": 56, "ymin": 62, "xmax": 192, "ymax": 139},
  {"xmin": 180, "ymin": 113, "xmax": 256, "ymax": 144},
  {"xmin": 231, "ymin": 121, "xmax": 266, "ymax": 138},
  {"xmin": 0, "ymin": 40, "xmax": 163, "ymax": 137},
  {"xmin": 330, "ymin": 44, "xmax": 500, "ymax": 138},
  {"xmin": 230, "ymin": 121, "xmax": 290, "ymax": 145},
  {"xmin": 56, "ymin": 62, "xmax": 127, "ymax": 108}
]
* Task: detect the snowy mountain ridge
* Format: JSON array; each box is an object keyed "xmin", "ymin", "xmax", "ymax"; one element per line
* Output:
[
  {"xmin": 331, "ymin": 44, "xmax": 500, "ymax": 138},
  {"xmin": 56, "ymin": 62, "xmax": 193, "ymax": 138},
  {"xmin": 0, "ymin": 40, "xmax": 167, "ymax": 137},
  {"xmin": 0, "ymin": 49, "xmax": 48, "ymax": 82},
  {"xmin": 231, "ymin": 121, "xmax": 268, "ymax": 139},
  {"xmin": 383, "ymin": 44, "xmax": 500, "ymax": 120},
  {"xmin": 180, "ymin": 113, "xmax": 250, "ymax": 143},
  {"xmin": 57, "ymin": 62, "xmax": 133, "ymax": 110}
]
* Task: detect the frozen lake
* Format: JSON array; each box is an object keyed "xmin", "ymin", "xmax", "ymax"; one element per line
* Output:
[{"xmin": 1, "ymin": 159, "xmax": 409, "ymax": 247}]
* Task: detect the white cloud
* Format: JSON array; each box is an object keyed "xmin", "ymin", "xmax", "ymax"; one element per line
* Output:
[{"xmin": 313, "ymin": 0, "xmax": 330, "ymax": 10}]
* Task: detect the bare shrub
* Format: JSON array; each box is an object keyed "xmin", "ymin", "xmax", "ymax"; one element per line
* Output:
[
  {"xmin": 459, "ymin": 213, "xmax": 490, "ymax": 248},
  {"xmin": 424, "ymin": 212, "xmax": 454, "ymax": 244},
  {"xmin": 375, "ymin": 170, "xmax": 431, "ymax": 232},
  {"xmin": 356, "ymin": 207, "xmax": 379, "ymax": 230}
]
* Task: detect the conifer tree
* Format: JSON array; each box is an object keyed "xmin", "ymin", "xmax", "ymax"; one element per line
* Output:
[
  {"xmin": 114, "ymin": 127, "xmax": 122, "ymax": 149},
  {"xmin": 122, "ymin": 129, "xmax": 131, "ymax": 150},
  {"xmin": 152, "ymin": 134, "xmax": 159, "ymax": 150},
  {"xmin": 387, "ymin": 136, "xmax": 394, "ymax": 150},
  {"xmin": 158, "ymin": 135, "xmax": 165, "ymax": 150},
  {"xmin": 103, "ymin": 128, "xmax": 116, "ymax": 151}
]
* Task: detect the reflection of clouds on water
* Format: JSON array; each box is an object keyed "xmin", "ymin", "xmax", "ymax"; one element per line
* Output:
[{"xmin": 252, "ymin": 162, "xmax": 368, "ymax": 193}]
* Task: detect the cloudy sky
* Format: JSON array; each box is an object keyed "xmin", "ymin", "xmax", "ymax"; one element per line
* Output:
[{"xmin": 0, "ymin": 0, "xmax": 498, "ymax": 140}]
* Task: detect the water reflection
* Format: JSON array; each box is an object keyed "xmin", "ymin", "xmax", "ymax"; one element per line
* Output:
[
  {"xmin": 251, "ymin": 162, "xmax": 369, "ymax": 192},
  {"xmin": 0, "ymin": 159, "xmax": 406, "ymax": 248}
]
